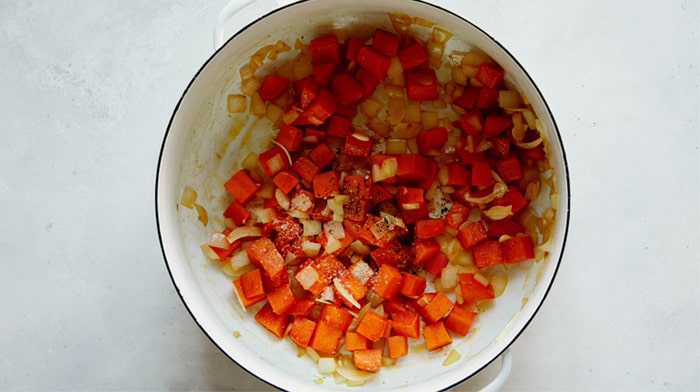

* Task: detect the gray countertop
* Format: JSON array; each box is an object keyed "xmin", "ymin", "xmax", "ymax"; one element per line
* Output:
[{"xmin": 1, "ymin": 0, "xmax": 698, "ymax": 390}]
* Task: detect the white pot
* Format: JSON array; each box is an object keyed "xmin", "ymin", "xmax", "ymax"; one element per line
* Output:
[{"xmin": 156, "ymin": 0, "xmax": 570, "ymax": 390}]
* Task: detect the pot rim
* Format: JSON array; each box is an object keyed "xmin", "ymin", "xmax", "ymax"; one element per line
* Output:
[{"xmin": 155, "ymin": 0, "xmax": 571, "ymax": 390}]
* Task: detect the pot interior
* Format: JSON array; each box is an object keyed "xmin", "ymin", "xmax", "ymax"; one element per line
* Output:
[{"xmin": 157, "ymin": 0, "xmax": 569, "ymax": 390}]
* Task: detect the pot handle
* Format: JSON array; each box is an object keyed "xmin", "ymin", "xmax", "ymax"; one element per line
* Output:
[
  {"xmin": 479, "ymin": 349, "xmax": 512, "ymax": 392},
  {"xmin": 214, "ymin": 0, "xmax": 297, "ymax": 49}
]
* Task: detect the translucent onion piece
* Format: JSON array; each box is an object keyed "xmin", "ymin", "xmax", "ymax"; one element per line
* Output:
[
  {"xmin": 349, "ymin": 240, "xmax": 371, "ymax": 255},
  {"xmin": 318, "ymin": 357, "xmax": 336, "ymax": 375},
  {"xmin": 324, "ymin": 220, "xmax": 346, "ymax": 239},
  {"xmin": 301, "ymin": 219, "xmax": 322, "ymax": 237},
  {"xmin": 200, "ymin": 244, "xmax": 219, "ymax": 260},
  {"xmin": 229, "ymin": 249, "xmax": 251, "ymax": 271},
  {"xmin": 327, "ymin": 195, "xmax": 349, "ymax": 222},
  {"xmin": 305, "ymin": 347, "xmax": 321, "ymax": 363},
  {"xmin": 302, "ymin": 241, "xmax": 321, "ymax": 258},
  {"xmin": 227, "ymin": 226, "xmax": 262, "ymax": 243},
  {"xmin": 483, "ymin": 205, "xmax": 513, "ymax": 220},
  {"xmin": 194, "ymin": 204, "xmax": 208, "ymax": 226},
  {"xmin": 442, "ymin": 349, "xmax": 461, "ymax": 366},
  {"xmin": 209, "ymin": 232, "xmax": 229, "ymax": 249},
  {"xmin": 371, "ymin": 157, "xmax": 398, "ymax": 182},
  {"xmin": 490, "ymin": 274, "xmax": 508, "ymax": 297},
  {"xmin": 514, "ymin": 134, "xmax": 543, "ymax": 149},
  {"xmin": 241, "ymin": 151, "xmax": 258, "ymax": 172},
  {"xmin": 336, "ymin": 364, "xmax": 376, "ymax": 382},
  {"xmin": 498, "ymin": 90, "xmax": 522, "ymax": 109},
  {"xmin": 334, "ymin": 278, "xmax": 361, "ymax": 309},
  {"xmin": 461, "ymin": 182, "xmax": 508, "ymax": 204},
  {"xmin": 227, "ymin": 94, "xmax": 247, "ymax": 113},
  {"xmin": 180, "ymin": 187, "xmax": 197, "ymax": 209}
]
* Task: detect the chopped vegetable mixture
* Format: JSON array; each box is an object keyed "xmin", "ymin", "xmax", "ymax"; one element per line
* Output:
[{"xmin": 191, "ymin": 12, "xmax": 558, "ymax": 384}]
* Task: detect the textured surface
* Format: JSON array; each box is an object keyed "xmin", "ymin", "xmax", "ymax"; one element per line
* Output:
[{"xmin": 0, "ymin": 0, "xmax": 698, "ymax": 390}]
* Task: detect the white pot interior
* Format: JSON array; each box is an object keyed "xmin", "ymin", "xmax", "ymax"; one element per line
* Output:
[{"xmin": 156, "ymin": 0, "xmax": 569, "ymax": 390}]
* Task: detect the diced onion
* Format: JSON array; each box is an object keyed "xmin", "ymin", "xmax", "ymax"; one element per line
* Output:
[
  {"xmin": 371, "ymin": 158, "xmax": 398, "ymax": 182},
  {"xmin": 385, "ymin": 139, "xmax": 407, "ymax": 154},
  {"xmin": 482, "ymin": 205, "xmax": 513, "ymax": 220},
  {"xmin": 327, "ymin": 195, "xmax": 348, "ymax": 222},
  {"xmin": 461, "ymin": 50, "xmax": 488, "ymax": 67},
  {"xmin": 349, "ymin": 261, "xmax": 375, "ymax": 285},
  {"xmin": 241, "ymin": 151, "xmax": 259, "ymax": 172},
  {"xmin": 499, "ymin": 90, "xmax": 522, "ymax": 108},
  {"xmin": 291, "ymin": 191, "xmax": 314, "ymax": 213},
  {"xmin": 194, "ymin": 204, "xmax": 208, "ymax": 226},
  {"xmin": 241, "ymin": 78, "xmax": 262, "ymax": 96},
  {"xmin": 324, "ymin": 220, "xmax": 346, "ymax": 239},
  {"xmin": 440, "ymin": 264, "xmax": 459, "ymax": 290},
  {"xmin": 229, "ymin": 249, "xmax": 251, "ymax": 271},
  {"xmin": 324, "ymin": 235, "xmax": 343, "ymax": 255},
  {"xmin": 250, "ymin": 93, "xmax": 265, "ymax": 117},
  {"xmin": 302, "ymin": 241, "xmax": 322, "ymax": 257},
  {"xmin": 296, "ymin": 265, "xmax": 320, "ymax": 291},
  {"xmin": 318, "ymin": 357, "xmax": 336, "ymax": 375},
  {"xmin": 349, "ymin": 240, "xmax": 371, "ymax": 255},
  {"xmin": 301, "ymin": 219, "xmax": 322, "ymax": 236},
  {"xmin": 227, "ymin": 94, "xmax": 247, "ymax": 113},
  {"xmin": 180, "ymin": 187, "xmax": 197, "ymax": 209},
  {"xmin": 394, "ymin": 122, "xmax": 422, "ymax": 138},
  {"xmin": 360, "ymin": 98, "xmax": 383, "ymax": 117}
]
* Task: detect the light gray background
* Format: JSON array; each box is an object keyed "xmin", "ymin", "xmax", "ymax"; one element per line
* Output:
[{"xmin": 1, "ymin": 0, "xmax": 698, "ymax": 391}]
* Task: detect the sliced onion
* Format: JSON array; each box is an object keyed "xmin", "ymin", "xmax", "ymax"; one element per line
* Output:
[
  {"xmin": 514, "ymin": 134, "xmax": 543, "ymax": 149},
  {"xmin": 227, "ymin": 226, "xmax": 262, "ymax": 243},
  {"xmin": 490, "ymin": 274, "xmax": 508, "ymax": 297},
  {"xmin": 200, "ymin": 244, "xmax": 219, "ymax": 260},
  {"xmin": 461, "ymin": 182, "xmax": 508, "ymax": 204},
  {"xmin": 305, "ymin": 347, "xmax": 321, "ymax": 363},
  {"xmin": 275, "ymin": 188, "xmax": 291, "ymax": 210},
  {"xmin": 336, "ymin": 364, "xmax": 376, "ymax": 382},
  {"xmin": 334, "ymin": 278, "xmax": 361, "ymax": 309},
  {"xmin": 483, "ymin": 205, "xmax": 513, "ymax": 220},
  {"xmin": 209, "ymin": 232, "xmax": 229, "ymax": 249}
]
